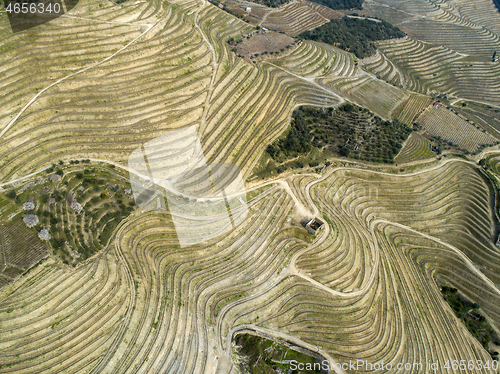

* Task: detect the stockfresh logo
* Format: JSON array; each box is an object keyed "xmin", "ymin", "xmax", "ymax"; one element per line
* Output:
[{"xmin": 127, "ymin": 125, "xmax": 248, "ymax": 248}]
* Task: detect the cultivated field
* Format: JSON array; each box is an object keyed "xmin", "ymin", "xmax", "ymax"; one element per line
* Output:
[
  {"xmin": 298, "ymin": 160, "xmax": 500, "ymax": 362},
  {"xmin": 261, "ymin": 0, "xmax": 339, "ymax": 36},
  {"xmin": 2, "ymin": 0, "xmax": 500, "ymax": 372},
  {"xmin": 416, "ymin": 106, "xmax": 498, "ymax": 153},
  {"xmin": 345, "ymin": 78, "xmax": 409, "ymax": 119},
  {"xmin": 361, "ymin": 0, "xmax": 500, "ymax": 59},
  {"xmin": 393, "ymin": 93, "xmax": 433, "ymax": 125},
  {"xmin": 270, "ymin": 40, "xmax": 410, "ymax": 119},
  {"xmin": 403, "ymin": 19, "xmax": 500, "ymax": 59},
  {"xmin": 394, "ymin": 132, "xmax": 434, "ymax": 164},
  {"xmin": 271, "ymin": 39, "xmax": 359, "ymax": 78},
  {"xmin": 235, "ymin": 30, "xmax": 295, "ymax": 59},
  {"xmin": 0, "ymin": 218, "xmax": 49, "ymax": 288},
  {"xmin": 362, "ymin": 50, "xmax": 405, "ymax": 88},
  {"xmin": 2, "ymin": 158, "xmax": 500, "ymax": 373},
  {"xmin": 355, "ymin": 0, "xmax": 500, "ymax": 112},
  {"xmin": 0, "ymin": 0, "xmax": 342, "ymax": 183},
  {"xmin": 376, "ymin": 37, "xmax": 500, "ymax": 107}
]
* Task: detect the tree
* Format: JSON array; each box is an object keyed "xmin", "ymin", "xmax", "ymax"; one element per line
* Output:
[
  {"xmin": 341, "ymin": 103, "xmax": 355, "ymax": 112},
  {"xmin": 339, "ymin": 145, "xmax": 350, "ymax": 157}
]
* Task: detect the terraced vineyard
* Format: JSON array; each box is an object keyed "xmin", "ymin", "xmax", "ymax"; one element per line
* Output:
[
  {"xmin": 296, "ymin": 160, "xmax": 500, "ymax": 361},
  {"xmin": 393, "ymin": 93, "xmax": 433, "ymax": 125},
  {"xmin": 394, "ymin": 132, "xmax": 434, "ymax": 164},
  {"xmin": 268, "ymin": 38, "xmax": 410, "ymax": 119},
  {"xmin": 343, "ymin": 78, "xmax": 409, "ymax": 119},
  {"xmin": 403, "ymin": 19, "xmax": 500, "ymax": 58},
  {"xmin": 375, "ymin": 37, "xmax": 500, "ymax": 107},
  {"xmin": 362, "ymin": 0, "xmax": 500, "ymax": 58},
  {"xmin": 0, "ymin": 218, "xmax": 49, "ymax": 288},
  {"xmin": 2, "ymin": 157, "xmax": 500, "ymax": 373},
  {"xmin": 270, "ymin": 39, "xmax": 358, "ymax": 78},
  {"xmin": 362, "ymin": 50, "xmax": 405, "ymax": 87},
  {"xmin": 0, "ymin": 0, "xmax": 344, "ymax": 183},
  {"xmin": 261, "ymin": 0, "xmax": 338, "ymax": 36},
  {"xmin": 3, "ymin": 0, "xmax": 500, "ymax": 372},
  {"xmin": 359, "ymin": 0, "xmax": 500, "ymax": 108},
  {"xmin": 416, "ymin": 106, "xmax": 499, "ymax": 153}
]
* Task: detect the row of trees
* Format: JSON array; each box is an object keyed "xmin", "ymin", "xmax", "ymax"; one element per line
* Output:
[{"xmin": 299, "ymin": 16, "xmax": 405, "ymax": 58}]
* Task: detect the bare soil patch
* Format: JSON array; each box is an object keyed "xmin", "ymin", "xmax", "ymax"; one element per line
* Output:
[{"xmin": 236, "ymin": 31, "xmax": 295, "ymax": 59}]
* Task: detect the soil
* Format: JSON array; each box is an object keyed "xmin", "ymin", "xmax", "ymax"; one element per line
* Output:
[{"xmin": 236, "ymin": 30, "xmax": 295, "ymax": 59}]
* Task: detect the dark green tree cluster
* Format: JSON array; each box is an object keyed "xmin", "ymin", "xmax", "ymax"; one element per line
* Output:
[
  {"xmin": 226, "ymin": 36, "xmax": 240, "ymax": 45},
  {"xmin": 45, "ymin": 165, "xmax": 63, "ymax": 175},
  {"xmin": 250, "ymin": 0, "xmax": 289, "ymax": 7},
  {"xmin": 266, "ymin": 112, "xmax": 311, "ymax": 161},
  {"xmin": 310, "ymin": 0, "xmax": 362, "ymax": 10},
  {"xmin": 441, "ymin": 286, "xmax": 499, "ymax": 358},
  {"xmin": 244, "ymin": 0, "xmax": 362, "ymax": 9},
  {"xmin": 299, "ymin": 16, "xmax": 405, "ymax": 58},
  {"xmin": 267, "ymin": 104, "xmax": 412, "ymax": 165},
  {"xmin": 82, "ymin": 177, "xmax": 105, "ymax": 188}
]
